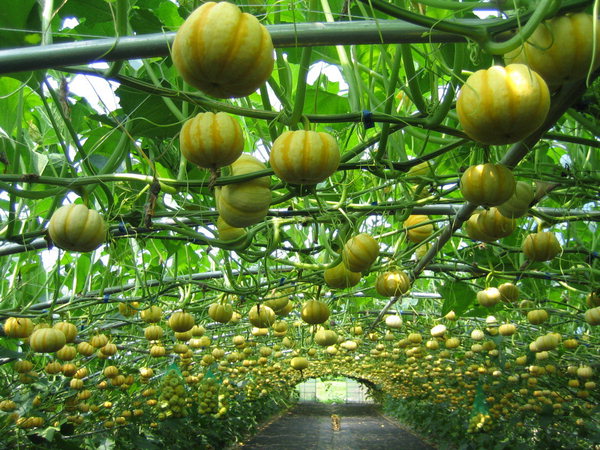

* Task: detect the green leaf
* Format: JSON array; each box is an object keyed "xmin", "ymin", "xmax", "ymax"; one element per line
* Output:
[
  {"xmin": 153, "ymin": 2, "xmax": 184, "ymax": 29},
  {"xmin": 518, "ymin": 277, "xmax": 548, "ymax": 302},
  {"xmin": 97, "ymin": 437, "xmax": 116, "ymax": 450},
  {"xmin": 130, "ymin": 433, "xmax": 160, "ymax": 450},
  {"xmin": 14, "ymin": 256, "xmax": 47, "ymax": 307},
  {"xmin": 285, "ymin": 46, "xmax": 339, "ymax": 66},
  {"xmin": 41, "ymin": 426, "xmax": 59, "ymax": 442},
  {"xmin": 0, "ymin": 346, "xmax": 25, "ymax": 359},
  {"xmin": 438, "ymin": 280, "xmax": 475, "ymax": 316},
  {"xmin": 344, "ymin": 295, "xmax": 374, "ymax": 314},
  {"xmin": 75, "ymin": 254, "xmax": 91, "ymax": 293},
  {"xmin": 303, "ymin": 87, "xmax": 348, "ymax": 116},
  {"xmin": 0, "ymin": 77, "xmax": 42, "ymax": 138},
  {"xmin": 131, "ymin": 8, "xmax": 165, "ymax": 35},
  {"xmin": 81, "ymin": 126, "xmax": 123, "ymax": 170},
  {"xmin": 59, "ymin": 0, "xmax": 113, "ymax": 27},
  {"xmin": 24, "ymin": 34, "xmax": 41, "ymax": 45},
  {"xmin": 116, "ymin": 85, "xmax": 182, "ymax": 138},
  {"xmin": 30, "ymin": 150, "xmax": 49, "ymax": 175},
  {"xmin": 0, "ymin": 0, "xmax": 38, "ymax": 48}
]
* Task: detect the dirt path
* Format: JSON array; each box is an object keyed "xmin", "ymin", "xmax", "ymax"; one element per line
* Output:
[{"xmin": 237, "ymin": 402, "xmax": 435, "ymax": 450}]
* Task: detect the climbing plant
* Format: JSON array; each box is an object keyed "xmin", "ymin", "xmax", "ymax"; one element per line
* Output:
[{"xmin": 0, "ymin": 0, "xmax": 598, "ymax": 448}]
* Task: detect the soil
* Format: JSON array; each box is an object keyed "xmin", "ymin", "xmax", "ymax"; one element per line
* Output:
[{"xmin": 236, "ymin": 402, "xmax": 436, "ymax": 450}]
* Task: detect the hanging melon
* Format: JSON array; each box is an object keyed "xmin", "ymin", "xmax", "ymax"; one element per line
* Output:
[
  {"xmin": 179, "ymin": 112, "xmax": 244, "ymax": 170},
  {"xmin": 172, "ymin": 1, "xmax": 274, "ymax": 98},
  {"xmin": 216, "ymin": 154, "xmax": 271, "ymax": 228},
  {"xmin": 456, "ymin": 64, "xmax": 550, "ymax": 144},
  {"xmin": 269, "ymin": 130, "xmax": 340, "ymax": 185},
  {"xmin": 403, "ymin": 215, "xmax": 434, "ymax": 243},
  {"xmin": 522, "ymin": 232, "xmax": 561, "ymax": 262},
  {"xmin": 504, "ymin": 13, "xmax": 600, "ymax": 88},
  {"xmin": 342, "ymin": 233, "xmax": 380, "ymax": 273},
  {"xmin": 460, "ymin": 164, "xmax": 516, "ymax": 207},
  {"xmin": 48, "ymin": 204, "xmax": 106, "ymax": 252},
  {"xmin": 324, "ymin": 262, "xmax": 361, "ymax": 289}
]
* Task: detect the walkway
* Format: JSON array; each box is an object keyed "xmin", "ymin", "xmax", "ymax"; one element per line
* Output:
[{"xmin": 237, "ymin": 402, "xmax": 435, "ymax": 450}]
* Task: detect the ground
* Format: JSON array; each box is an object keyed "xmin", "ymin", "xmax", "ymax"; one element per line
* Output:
[{"xmin": 236, "ymin": 402, "xmax": 435, "ymax": 449}]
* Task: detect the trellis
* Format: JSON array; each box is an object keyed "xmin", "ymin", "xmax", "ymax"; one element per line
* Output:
[{"xmin": 0, "ymin": 0, "xmax": 598, "ymax": 447}]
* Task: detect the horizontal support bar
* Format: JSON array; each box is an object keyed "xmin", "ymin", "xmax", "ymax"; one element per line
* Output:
[{"xmin": 0, "ymin": 20, "xmax": 466, "ymax": 74}]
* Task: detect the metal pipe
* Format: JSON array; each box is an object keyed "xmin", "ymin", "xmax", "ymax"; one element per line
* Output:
[{"xmin": 0, "ymin": 20, "xmax": 465, "ymax": 74}]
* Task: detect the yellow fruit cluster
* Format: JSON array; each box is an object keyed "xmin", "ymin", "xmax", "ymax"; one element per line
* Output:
[
  {"xmin": 158, "ymin": 371, "xmax": 188, "ymax": 419},
  {"xmin": 467, "ymin": 413, "xmax": 493, "ymax": 433},
  {"xmin": 198, "ymin": 377, "xmax": 219, "ymax": 415}
]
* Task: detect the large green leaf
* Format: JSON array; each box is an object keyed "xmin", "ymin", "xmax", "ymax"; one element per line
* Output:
[
  {"xmin": 59, "ymin": 0, "xmax": 114, "ymax": 28},
  {"xmin": 152, "ymin": 1, "xmax": 184, "ymax": 29},
  {"xmin": 130, "ymin": 8, "xmax": 165, "ymax": 35},
  {"xmin": 0, "ymin": 77, "xmax": 42, "ymax": 139},
  {"xmin": 0, "ymin": 0, "xmax": 38, "ymax": 48},
  {"xmin": 81, "ymin": 125, "xmax": 124, "ymax": 170},
  {"xmin": 303, "ymin": 85, "xmax": 348, "ymax": 116},
  {"xmin": 116, "ymin": 84, "xmax": 182, "ymax": 138},
  {"xmin": 438, "ymin": 280, "xmax": 475, "ymax": 316},
  {"xmin": 0, "ymin": 346, "xmax": 25, "ymax": 359}
]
